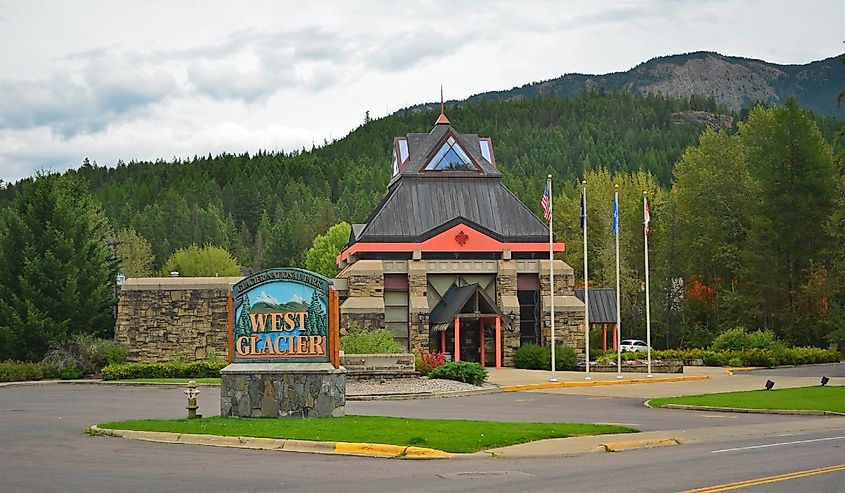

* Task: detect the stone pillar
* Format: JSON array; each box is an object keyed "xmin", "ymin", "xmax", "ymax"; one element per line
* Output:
[
  {"xmin": 338, "ymin": 260, "xmax": 385, "ymax": 334},
  {"xmin": 539, "ymin": 259, "xmax": 586, "ymax": 358},
  {"xmin": 408, "ymin": 259, "xmax": 429, "ymax": 353},
  {"xmin": 497, "ymin": 259, "xmax": 519, "ymax": 366}
]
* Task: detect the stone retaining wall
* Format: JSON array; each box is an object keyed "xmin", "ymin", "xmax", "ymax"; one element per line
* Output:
[{"xmin": 340, "ymin": 353, "xmax": 416, "ymax": 380}]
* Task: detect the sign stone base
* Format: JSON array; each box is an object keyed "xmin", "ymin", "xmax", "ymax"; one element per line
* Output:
[{"xmin": 220, "ymin": 363, "xmax": 346, "ymax": 418}]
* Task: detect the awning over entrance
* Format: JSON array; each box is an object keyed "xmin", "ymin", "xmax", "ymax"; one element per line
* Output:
[{"xmin": 429, "ymin": 282, "xmax": 504, "ymax": 331}]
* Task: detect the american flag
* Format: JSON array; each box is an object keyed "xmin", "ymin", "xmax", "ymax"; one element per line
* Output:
[{"xmin": 541, "ymin": 179, "xmax": 552, "ymax": 222}]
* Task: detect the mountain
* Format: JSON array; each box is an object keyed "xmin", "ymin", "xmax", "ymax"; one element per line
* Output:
[{"xmin": 407, "ymin": 52, "xmax": 845, "ymax": 118}]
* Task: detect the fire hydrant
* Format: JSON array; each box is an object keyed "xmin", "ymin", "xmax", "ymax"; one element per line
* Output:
[{"xmin": 185, "ymin": 380, "xmax": 201, "ymax": 419}]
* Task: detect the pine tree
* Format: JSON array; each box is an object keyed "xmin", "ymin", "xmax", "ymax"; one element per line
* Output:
[{"xmin": 0, "ymin": 174, "xmax": 117, "ymax": 361}]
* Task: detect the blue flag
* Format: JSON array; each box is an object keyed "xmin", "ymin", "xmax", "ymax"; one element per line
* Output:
[
  {"xmin": 611, "ymin": 194, "xmax": 618, "ymax": 235},
  {"xmin": 580, "ymin": 188, "xmax": 586, "ymax": 229}
]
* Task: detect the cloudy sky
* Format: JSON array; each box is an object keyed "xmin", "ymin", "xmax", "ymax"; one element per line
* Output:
[{"xmin": 0, "ymin": 0, "xmax": 841, "ymax": 183}]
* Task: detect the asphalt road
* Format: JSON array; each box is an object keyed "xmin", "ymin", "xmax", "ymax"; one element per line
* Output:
[
  {"xmin": 2, "ymin": 383, "xmax": 845, "ymax": 492},
  {"xmin": 745, "ymin": 363, "xmax": 845, "ymax": 378}
]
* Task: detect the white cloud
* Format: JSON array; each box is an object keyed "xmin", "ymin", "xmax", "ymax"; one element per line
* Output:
[{"xmin": 0, "ymin": 0, "xmax": 842, "ymax": 183}]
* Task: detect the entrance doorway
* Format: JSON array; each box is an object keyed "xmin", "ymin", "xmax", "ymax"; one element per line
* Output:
[{"xmin": 458, "ymin": 320, "xmax": 481, "ymax": 363}]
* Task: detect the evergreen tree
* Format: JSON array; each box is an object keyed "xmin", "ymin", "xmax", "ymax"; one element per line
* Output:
[{"xmin": 0, "ymin": 174, "xmax": 117, "ymax": 361}]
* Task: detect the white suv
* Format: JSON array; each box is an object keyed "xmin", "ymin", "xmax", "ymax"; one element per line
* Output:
[{"xmin": 620, "ymin": 339, "xmax": 649, "ymax": 352}]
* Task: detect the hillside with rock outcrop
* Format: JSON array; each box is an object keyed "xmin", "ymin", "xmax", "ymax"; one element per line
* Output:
[{"xmin": 406, "ymin": 52, "xmax": 845, "ymax": 118}]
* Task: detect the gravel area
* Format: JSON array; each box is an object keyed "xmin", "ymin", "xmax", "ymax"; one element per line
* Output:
[{"xmin": 347, "ymin": 377, "xmax": 497, "ymax": 396}]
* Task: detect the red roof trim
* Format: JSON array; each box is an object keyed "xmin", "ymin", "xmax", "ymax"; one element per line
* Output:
[{"xmin": 339, "ymin": 223, "xmax": 564, "ymax": 262}]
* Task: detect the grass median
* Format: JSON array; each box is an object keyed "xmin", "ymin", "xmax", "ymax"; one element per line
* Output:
[
  {"xmin": 111, "ymin": 378, "xmax": 221, "ymax": 384},
  {"xmin": 650, "ymin": 385, "xmax": 844, "ymax": 414},
  {"xmin": 98, "ymin": 416, "xmax": 636, "ymax": 453}
]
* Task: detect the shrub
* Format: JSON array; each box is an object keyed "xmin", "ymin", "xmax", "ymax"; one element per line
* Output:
[
  {"xmin": 710, "ymin": 328, "xmax": 785, "ymax": 353},
  {"xmin": 595, "ymin": 352, "xmax": 616, "ymax": 364},
  {"xmin": 415, "ymin": 349, "xmax": 446, "ymax": 376},
  {"xmin": 100, "ymin": 361, "xmax": 228, "ymax": 380},
  {"xmin": 514, "ymin": 343, "xmax": 549, "ymax": 370},
  {"xmin": 650, "ymin": 346, "xmax": 839, "ymax": 367},
  {"xmin": 428, "ymin": 361, "xmax": 488, "ymax": 385},
  {"xmin": 710, "ymin": 327, "xmax": 750, "ymax": 351},
  {"xmin": 513, "ymin": 343, "xmax": 577, "ymax": 371},
  {"xmin": 340, "ymin": 325, "xmax": 404, "ymax": 354},
  {"xmin": 0, "ymin": 360, "xmax": 61, "ymax": 382},
  {"xmin": 42, "ymin": 334, "xmax": 128, "ymax": 377},
  {"xmin": 554, "ymin": 345, "xmax": 578, "ymax": 370}
]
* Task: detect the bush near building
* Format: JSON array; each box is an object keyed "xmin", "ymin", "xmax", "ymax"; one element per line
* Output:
[
  {"xmin": 0, "ymin": 361, "xmax": 61, "ymax": 382},
  {"xmin": 414, "ymin": 349, "xmax": 446, "ymax": 376},
  {"xmin": 101, "ymin": 361, "xmax": 228, "ymax": 380},
  {"xmin": 514, "ymin": 343, "xmax": 577, "ymax": 371},
  {"xmin": 428, "ymin": 361, "xmax": 488, "ymax": 385},
  {"xmin": 340, "ymin": 324, "xmax": 404, "ymax": 354}
]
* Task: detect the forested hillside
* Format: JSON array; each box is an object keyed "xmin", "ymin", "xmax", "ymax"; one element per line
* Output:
[
  {"xmin": 0, "ymin": 91, "xmax": 731, "ymax": 272},
  {"xmin": 408, "ymin": 52, "xmax": 845, "ymax": 119},
  {"xmin": 1, "ymin": 89, "xmax": 843, "ymax": 358}
]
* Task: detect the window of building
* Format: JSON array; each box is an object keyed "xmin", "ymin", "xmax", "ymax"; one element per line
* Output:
[
  {"xmin": 518, "ymin": 289, "xmax": 540, "ymax": 346},
  {"xmin": 424, "ymin": 135, "xmax": 477, "ymax": 171},
  {"xmin": 478, "ymin": 138, "xmax": 495, "ymax": 167},
  {"xmin": 383, "ymin": 275, "xmax": 409, "ymax": 350}
]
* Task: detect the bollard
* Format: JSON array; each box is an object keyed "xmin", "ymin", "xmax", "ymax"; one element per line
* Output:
[{"xmin": 184, "ymin": 380, "xmax": 202, "ymax": 418}]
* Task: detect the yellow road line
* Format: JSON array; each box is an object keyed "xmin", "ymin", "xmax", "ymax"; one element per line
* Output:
[{"xmin": 678, "ymin": 463, "xmax": 845, "ymax": 492}]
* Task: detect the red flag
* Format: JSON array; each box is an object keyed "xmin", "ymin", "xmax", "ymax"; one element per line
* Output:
[{"xmin": 644, "ymin": 196, "xmax": 651, "ymax": 236}]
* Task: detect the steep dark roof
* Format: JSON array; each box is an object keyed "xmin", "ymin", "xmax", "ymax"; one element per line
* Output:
[
  {"xmin": 574, "ymin": 288, "xmax": 617, "ymax": 324},
  {"xmin": 355, "ymin": 176, "xmax": 549, "ymax": 243},
  {"xmin": 352, "ymin": 121, "xmax": 549, "ymax": 245}
]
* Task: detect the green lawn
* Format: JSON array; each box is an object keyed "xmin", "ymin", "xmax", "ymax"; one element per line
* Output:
[
  {"xmin": 112, "ymin": 378, "xmax": 221, "ymax": 385},
  {"xmin": 650, "ymin": 385, "xmax": 845, "ymax": 414},
  {"xmin": 98, "ymin": 416, "xmax": 635, "ymax": 453}
]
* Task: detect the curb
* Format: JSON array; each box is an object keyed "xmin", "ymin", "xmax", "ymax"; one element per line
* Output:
[
  {"xmin": 88, "ymin": 425, "xmax": 453, "ymax": 459},
  {"xmin": 501, "ymin": 375, "xmax": 710, "ymax": 392},
  {"xmin": 348, "ymin": 387, "xmax": 501, "ymax": 401},
  {"xmin": 0, "ymin": 380, "xmax": 221, "ymax": 388},
  {"xmin": 595, "ymin": 437, "xmax": 682, "ymax": 452},
  {"xmin": 659, "ymin": 404, "xmax": 845, "ymax": 416}
]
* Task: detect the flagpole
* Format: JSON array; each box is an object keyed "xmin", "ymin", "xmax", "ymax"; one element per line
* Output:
[
  {"xmin": 614, "ymin": 185, "xmax": 623, "ymax": 379},
  {"xmin": 549, "ymin": 175, "xmax": 557, "ymax": 383},
  {"xmin": 582, "ymin": 180, "xmax": 591, "ymax": 380},
  {"xmin": 643, "ymin": 191, "xmax": 652, "ymax": 378}
]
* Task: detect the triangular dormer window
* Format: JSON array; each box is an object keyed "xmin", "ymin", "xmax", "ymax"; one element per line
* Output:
[{"xmin": 423, "ymin": 135, "xmax": 478, "ymax": 171}]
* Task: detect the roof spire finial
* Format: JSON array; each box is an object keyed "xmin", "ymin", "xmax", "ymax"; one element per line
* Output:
[
  {"xmin": 440, "ymin": 85, "xmax": 444, "ymax": 114},
  {"xmin": 435, "ymin": 85, "xmax": 450, "ymax": 125}
]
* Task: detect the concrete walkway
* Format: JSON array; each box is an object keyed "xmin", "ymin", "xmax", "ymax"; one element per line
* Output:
[{"xmin": 485, "ymin": 365, "xmax": 844, "ymax": 399}]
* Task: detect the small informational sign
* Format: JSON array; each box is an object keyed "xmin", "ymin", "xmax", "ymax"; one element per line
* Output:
[{"xmin": 228, "ymin": 268, "xmax": 339, "ymax": 365}]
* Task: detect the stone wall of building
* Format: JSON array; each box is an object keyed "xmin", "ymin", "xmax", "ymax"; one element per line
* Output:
[
  {"xmin": 338, "ymin": 260, "xmax": 386, "ymax": 336},
  {"xmin": 340, "ymin": 312, "xmax": 383, "ymax": 334},
  {"xmin": 115, "ymin": 277, "xmax": 240, "ymax": 363},
  {"xmin": 408, "ymin": 259, "xmax": 429, "ymax": 352},
  {"xmin": 496, "ymin": 258, "xmax": 520, "ymax": 366},
  {"xmin": 538, "ymin": 260, "xmax": 586, "ymax": 358}
]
